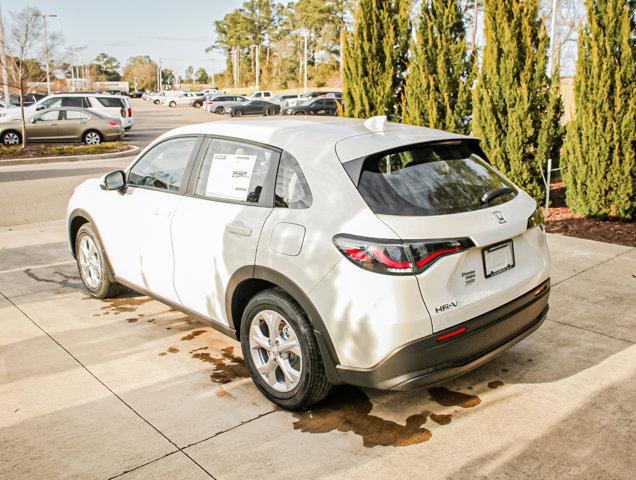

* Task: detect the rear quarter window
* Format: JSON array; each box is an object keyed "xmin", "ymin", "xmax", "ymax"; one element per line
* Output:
[
  {"xmin": 353, "ymin": 141, "xmax": 517, "ymax": 216},
  {"xmin": 96, "ymin": 97, "xmax": 125, "ymax": 108}
]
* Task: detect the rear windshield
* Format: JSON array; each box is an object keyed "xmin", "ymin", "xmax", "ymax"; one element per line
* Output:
[
  {"xmin": 354, "ymin": 141, "xmax": 517, "ymax": 216},
  {"xmin": 96, "ymin": 97, "xmax": 125, "ymax": 108}
]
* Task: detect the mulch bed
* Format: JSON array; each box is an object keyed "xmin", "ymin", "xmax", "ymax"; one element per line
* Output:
[
  {"xmin": 544, "ymin": 181, "xmax": 635, "ymax": 247},
  {"xmin": 0, "ymin": 142, "xmax": 130, "ymax": 160}
]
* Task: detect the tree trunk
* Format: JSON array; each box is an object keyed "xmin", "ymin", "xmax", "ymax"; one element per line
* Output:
[
  {"xmin": 339, "ymin": 23, "xmax": 345, "ymax": 87},
  {"xmin": 471, "ymin": 0, "xmax": 478, "ymax": 52},
  {"xmin": 19, "ymin": 84, "xmax": 26, "ymax": 149}
]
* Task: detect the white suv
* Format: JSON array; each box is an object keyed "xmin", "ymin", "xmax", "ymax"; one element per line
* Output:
[
  {"xmin": 0, "ymin": 93, "xmax": 134, "ymax": 130},
  {"xmin": 67, "ymin": 117, "xmax": 550, "ymax": 409}
]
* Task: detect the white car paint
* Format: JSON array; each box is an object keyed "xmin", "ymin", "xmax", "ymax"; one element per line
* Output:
[{"xmin": 67, "ymin": 117, "xmax": 550, "ymax": 374}]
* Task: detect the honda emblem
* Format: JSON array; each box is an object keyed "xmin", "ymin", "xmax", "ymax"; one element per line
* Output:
[{"xmin": 493, "ymin": 211, "xmax": 507, "ymax": 224}]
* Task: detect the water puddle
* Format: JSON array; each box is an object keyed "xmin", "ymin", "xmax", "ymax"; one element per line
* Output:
[
  {"xmin": 96, "ymin": 296, "xmax": 153, "ymax": 315},
  {"xmin": 181, "ymin": 329, "xmax": 207, "ymax": 341},
  {"xmin": 191, "ymin": 346, "xmax": 249, "ymax": 384},
  {"xmin": 487, "ymin": 380, "xmax": 504, "ymax": 389},
  {"xmin": 428, "ymin": 386, "xmax": 481, "ymax": 408},
  {"xmin": 24, "ymin": 269, "xmax": 82, "ymax": 290},
  {"xmin": 292, "ymin": 386, "xmax": 432, "ymax": 447}
]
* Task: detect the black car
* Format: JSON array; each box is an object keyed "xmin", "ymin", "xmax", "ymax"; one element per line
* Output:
[
  {"xmin": 10, "ymin": 92, "xmax": 46, "ymax": 107},
  {"xmin": 129, "ymin": 90, "xmax": 144, "ymax": 98},
  {"xmin": 226, "ymin": 100, "xmax": 280, "ymax": 117},
  {"xmin": 283, "ymin": 97, "xmax": 340, "ymax": 116}
]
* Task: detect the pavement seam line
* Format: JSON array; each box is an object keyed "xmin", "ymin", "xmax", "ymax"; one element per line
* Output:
[
  {"xmin": 105, "ymin": 449, "xmax": 180, "ymax": 480},
  {"xmin": 0, "ymin": 291, "xmax": 218, "ymax": 480},
  {"xmin": 546, "ymin": 318, "xmax": 633, "ymax": 344},
  {"xmin": 0, "ymin": 260, "xmax": 75, "ymax": 275},
  {"xmin": 180, "ymin": 408, "xmax": 277, "ymax": 451},
  {"xmin": 552, "ymin": 246, "xmax": 635, "ymax": 287}
]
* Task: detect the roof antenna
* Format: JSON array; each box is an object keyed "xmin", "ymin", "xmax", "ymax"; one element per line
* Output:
[{"xmin": 363, "ymin": 115, "xmax": 389, "ymax": 132}]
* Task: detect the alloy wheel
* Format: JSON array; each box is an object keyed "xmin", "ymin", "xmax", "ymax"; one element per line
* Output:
[
  {"xmin": 249, "ymin": 310, "xmax": 302, "ymax": 393},
  {"xmin": 3, "ymin": 132, "xmax": 20, "ymax": 145},
  {"xmin": 84, "ymin": 132, "xmax": 101, "ymax": 145},
  {"xmin": 78, "ymin": 235, "xmax": 102, "ymax": 290}
]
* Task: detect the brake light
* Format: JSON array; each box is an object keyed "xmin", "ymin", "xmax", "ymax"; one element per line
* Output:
[
  {"xmin": 108, "ymin": 120, "xmax": 119, "ymax": 126},
  {"xmin": 127, "ymin": 107, "xmax": 132, "ymax": 117},
  {"xmin": 333, "ymin": 235, "xmax": 474, "ymax": 275}
]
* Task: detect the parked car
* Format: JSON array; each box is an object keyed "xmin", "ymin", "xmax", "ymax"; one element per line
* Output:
[
  {"xmin": 150, "ymin": 91, "xmax": 182, "ymax": 105},
  {"xmin": 283, "ymin": 91, "xmax": 342, "ymax": 108},
  {"xmin": 204, "ymin": 94, "xmax": 250, "ymax": 114},
  {"xmin": 1, "ymin": 107, "xmax": 124, "ymax": 145},
  {"xmin": 130, "ymin": 90, "xmax": 144, "ymax": 98},
  {"xmin": 8, "ymin": 92, "xmax": 46, "ymax": 107},
  {"xmin": 271, "ymin": 94, "xmax": 301, "ymax": 105},
  {"xmin": 250, "ymin": 90, "xmax": 273, "ymax": 99},
  {"xmin": 162, "ymin": 92, "xmax": 202, "ymax": 107},
  {"xmin": 226, "ymin": 100, "xmax": 280, "ymax": 117},
  {"xmin": 67, "ymin": 116, "xmax": 550, "ymax": 409},
  {"xmin": 283, "ymin": 97, "xmax": 340, "ymax": 116},
  {"xmin": 0, "ymin": 92, "xmax": 134, "ymax": 131}
]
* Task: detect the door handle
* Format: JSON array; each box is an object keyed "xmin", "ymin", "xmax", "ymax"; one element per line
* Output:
[{"xmin": 225, "ymin": 222, "xmax": 252, "ymax": 237}]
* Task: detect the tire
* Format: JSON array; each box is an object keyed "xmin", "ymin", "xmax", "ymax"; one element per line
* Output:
[
  {"xmin": 2, "ymin": 130, "xmax": 21, "ymax": 146},
  {"xmin": 75, "ymin": 223, "xmax": 123, "ymax": 299},
  {"xmin": 240, "ymin": 288, "xmax": 331, "ymax": 410},
  {"xmin": 83, "ymin": 130, "xmax": 102, "ymax": 145},
  {"xmin": 169, "ymin": 101, "xmax": 176, "ymax": 107},
  {"xmin": 233, "ymin": 110, "xmax": 242, "ymax": 118},
  {"xmin": 294, "ymin": 111, "xmax": 306, "ymax": 116},
  {"xmin": 265, "ymin": 107, "xmax": 275, "ymax": 116},
  {"xmin": 193, "ymin": 103, "xmax": 201, "ymax": 109},
  {"xmin": 215, "ymin": 107, "xmax": 224, "ymax": 114},
  {"xmin": 154, "ymin": 100, "xmax": 160, "ymax": 105}
]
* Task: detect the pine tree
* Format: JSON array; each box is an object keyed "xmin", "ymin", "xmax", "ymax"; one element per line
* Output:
[
  {"xmin": 403, "ymin": 0, "xmax": 474, "ymax": 134},
  {"xmin": 561, "ymin": 0, "xmax": 636, "ymax": 220},
  {"xmin": 342, "ymin": 0, "xmax": 411, "ymax": 118},
  {"xmin": 472, "ymin": 0, "xmax": 563, "ymax": 201}
]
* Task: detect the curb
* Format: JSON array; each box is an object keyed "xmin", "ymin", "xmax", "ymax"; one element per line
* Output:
[{"xmin": 0, "ymin": 145, "xmax": 140, "ymax": 167}]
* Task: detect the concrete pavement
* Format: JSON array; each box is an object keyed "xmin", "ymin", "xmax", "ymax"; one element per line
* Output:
[
  {"xmin": 1, "ymin": 100, "xmax": 634, "ymax": 479},
  {"xmin": 0, "ymin": 218, "xmax": 633, "ymax": 479}
]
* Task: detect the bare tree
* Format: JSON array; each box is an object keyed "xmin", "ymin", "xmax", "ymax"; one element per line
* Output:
[{"xmin": 0, "ymin": 7, "xmax": 65, "ymax": 148}]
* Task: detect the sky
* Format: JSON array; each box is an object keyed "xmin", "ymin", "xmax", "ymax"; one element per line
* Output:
[{"xmin": 1, "ymin": 0, "xmax": 245, "ymax": 77}]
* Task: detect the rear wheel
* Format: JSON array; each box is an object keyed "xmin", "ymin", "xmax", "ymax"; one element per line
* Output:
[
  {"xmin": 2, "ymin": 130, "xmax": 21, "ymax": 146},
  {"xmin": 233, "ymin": 110, "xmax": 243, "ymax": 117},
  {"xmin": 265, "ymin": 107, "xmax": 276, "ymax": 116},
  {"xmin": 215, "ymin": 106, "xmax": 224, "ymax": 114},
  {"xmin": 169, "ymin": 101, "xmax": 176, "ymax": 107},
  {"xmin": 154, "ymin": 100, "xmax": 160, "ymax": 104},
  {"xmin": 82, "ymin": 130, "xmax": 104, "ymax": 145},
  {"xmin": 294, "ymin": 111, "xmax": 306, "ymax": 116},
  {"xmin": 75, "ymin": 223, "xmax": 123, "ymax": 298},
  {"xmin": 83, "ymin": 130, "xmax": 102, "ymax": 145},
  {"xmin": 193, "ymin": 102, "xmax": 201, "ymax": 108},
  {"xmin": 241, "ymin": 288, "xmax": 331, "ymax": 410}
]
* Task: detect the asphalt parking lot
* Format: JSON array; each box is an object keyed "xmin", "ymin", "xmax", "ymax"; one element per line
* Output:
[{"xmin": 1, "ymin": 101, "xmax": 634, "ymax": 479}]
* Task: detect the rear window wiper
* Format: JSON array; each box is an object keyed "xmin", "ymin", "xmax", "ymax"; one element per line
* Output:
[{"xmin": 480, "ymin": 187, "xmax": 516, "ymax": 205}]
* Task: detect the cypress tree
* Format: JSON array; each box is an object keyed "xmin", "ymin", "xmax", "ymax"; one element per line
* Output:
[
  {"xmin": 342, "ymin": 0, "xmax": 411, "ymax": 118},
  {"xmin": 472, "ymin": 0, "xmax": 563, "ymax": 201},
  {"xmin": 561, "ymin": 0, "xmax": 636, "ymax": 220},
  {"xmin": 403, "ymin": 0, "xmax": 474, "ymax": 134}
]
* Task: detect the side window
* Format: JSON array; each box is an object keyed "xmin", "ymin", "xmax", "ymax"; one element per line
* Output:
[
  {"xmin": 275, "ymin": 152, "xmax": 312, "ymax": 209},
  {"xmin": 128, "ymin": 137, "xmax": 198, "ymax": 192},
  {"xmin": 61, "ymin": 97, "xmax": 84, "ymax": 108},
  {"xmin": 64, "ymin": 110, "xmax": 89, "ymax": 120},
  {"xmin": 40, "ymin": 97, "xmax": 62, "ymax": 109},
  {"xmin": 34, "ymin": 110, "xmax": 61, "ymax": 122},
  {"xmin": 96, "ymin": 97, "xmax": 123, "ymax": 108},
  {"xmin": 195, "ymin": 139, "xmax": 275, "ymax": 204}
]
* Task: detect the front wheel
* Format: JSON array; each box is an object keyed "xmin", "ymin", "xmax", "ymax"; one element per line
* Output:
[
  {"xmin": 83, "ymin": 130, "xmax": 102, "ymax": 145},
  {"xmin": 75, "ymin": 223, "xmax": 123, "ymax": 298},
  {"xmin": 233, "ymin": 110, "xmax": 242, "ymax": 117},
  {"xmin": 294, "ymin": 111, "xmax": 306, "ymax": 116},
  {"xmin": 240, "ymin": 288, "xmax": 331, "ymax": 410},
  {"xmin": 215, "ymin": 107, "xmax": 224, "ymax": 114},
  {"xmin": 169, "ymin": 101, "xmax": 176, "ymax": 107}
]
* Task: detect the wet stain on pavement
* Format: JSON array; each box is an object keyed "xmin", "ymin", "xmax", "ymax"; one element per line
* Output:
[
  {"xmin": 430, "ymin": 413, "xmax": 453, "ymax": 425},
  {"xmin": 94, "ymin": 296, "xmax": 153, "ymax": 315},
  {"xmin": 168, "ymin": 346, "xmax": 179, "ymax": 353},
  {"xmin": 190, "ymin": 347, "xmax": 208, "ymax": 353},
  {"xmin": 181, "ymin": 329, "xmax": 207, "ymax": 341},
  {"xmin": 127, "ymin": 318, "xmax": 138, "ymax": 323},
  {"xmin": 24, "ymin": 269, "xmax": 82, "ymax": 289},
  {"xmin": 292, "ymin": 386, "xmax": 432, "ymax": 448},
  {"xmin": 488, "ymin": 380, "xmax": 504, "ymax": 389},
  {"xmin": 428, "ymin": 387, "xmax": 481, "ymax": 408},
  {"xmin": 191, "ymin": 346, "xmax": 249, "ymax": 384}
]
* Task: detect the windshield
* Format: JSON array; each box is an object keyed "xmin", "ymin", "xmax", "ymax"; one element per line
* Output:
[{"xmin": 353, "ymin": 141, "xmax": 517, "ymax": 216}]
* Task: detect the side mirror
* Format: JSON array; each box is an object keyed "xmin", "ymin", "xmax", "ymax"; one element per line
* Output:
[
  {"xmin": 100, "ymin": 170, "xmax": 126, "ymax": 191},
  {"xmin": 36, "ymin": 105, "xmax": 44, "ymax": 111},
  {"xmin": 30, "ymin": 118, "xmax": 37, "ymax": 123}
]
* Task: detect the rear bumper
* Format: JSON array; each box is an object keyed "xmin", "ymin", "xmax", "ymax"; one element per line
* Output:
[{"xmin": 335, "ymin": 279, "xmax": 550, "ymax": 390}]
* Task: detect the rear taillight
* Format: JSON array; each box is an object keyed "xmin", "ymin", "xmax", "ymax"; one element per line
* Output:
[
  {"xmin": 108, "ymin": 120, "xmax": 119, "ymax": 126},
  {"xmin": 527, "ymin": 206, "xmax": 544, "ymax": 230},
  {"xmin": 127, "ymin": 107, "xmax": 132, "ymax": 117},
  {"xmin": 333, "ymin": 235, "xmax": 473, "ymax": 275}
]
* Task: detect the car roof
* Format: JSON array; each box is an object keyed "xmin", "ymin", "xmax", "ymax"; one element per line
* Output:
[{"xmin": 157, "ymin": 117, "xmax": 474, "ymax": 162}]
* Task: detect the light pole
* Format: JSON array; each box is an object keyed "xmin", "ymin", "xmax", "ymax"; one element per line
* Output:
[
  {"xmin": 303, "ymin": 31, "xmax": 308, "ymax": 94},
  {"xmin": 547, "ymin": 0, "xmax": 559, "ymax": 77},
  {"xmin": 32, "ymin": 12, "xmax": 57, "ymax": 95},
  {"xmin": 0, "ymin": 2, "xmax": 10, "ymax": 103},
  {"xmin": 210, "ymin": 59, "xmax": 215, "ymax": 89}
]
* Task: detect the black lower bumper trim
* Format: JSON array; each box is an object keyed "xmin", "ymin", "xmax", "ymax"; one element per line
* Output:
[{"xmin": 335, "ymin": 279, "xmax": 550, "ymax": 390}]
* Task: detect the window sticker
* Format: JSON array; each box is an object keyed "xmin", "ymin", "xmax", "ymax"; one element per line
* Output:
[{"xmin": 205, "ymin": 153, "xmax": 257, "ymax": 201}]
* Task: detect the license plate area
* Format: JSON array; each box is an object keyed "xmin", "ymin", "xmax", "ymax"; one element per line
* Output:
[{"xmin": 482, "ymin": 240, "xmax": 515, "ymax": 278}]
